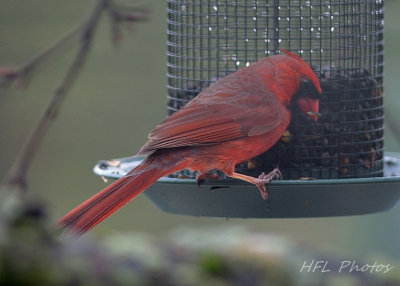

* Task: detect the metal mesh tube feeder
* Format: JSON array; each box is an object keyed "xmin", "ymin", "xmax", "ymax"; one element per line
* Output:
[{"xmin": 94, "ymin": 0, "xmax": 400, "ymax": 217}]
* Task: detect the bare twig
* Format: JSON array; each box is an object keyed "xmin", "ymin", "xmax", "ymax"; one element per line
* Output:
[
  {"xmin": 0, "ymin": 1, "xmax": 149, "ymax": 87},
  {"xmin": 0, "ymin": 25, "xmax": 82, "ymax": 88},
  {"xmin": 107, "ymin": 0, "xmax": 149, "ymax": 46},
  {"xmin": 2, "ymin": 0, "xmax": 107, "ymax": 191},
  {"xmin": 1, "ymin": 0, "xmax": 148, "ymax": 194}
]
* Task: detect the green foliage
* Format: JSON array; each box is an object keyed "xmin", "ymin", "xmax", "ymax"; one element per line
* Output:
[{"xmin": 199, "ymin": 252, "xmax": 229, "ymax": 277}]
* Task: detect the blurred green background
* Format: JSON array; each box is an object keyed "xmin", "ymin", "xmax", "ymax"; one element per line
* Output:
[{"xmin": 1, "ymin": 0, "xmax": 400, "ymax": 267}]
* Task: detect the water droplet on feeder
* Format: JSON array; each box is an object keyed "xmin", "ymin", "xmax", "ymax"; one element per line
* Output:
[
  {"xmin": 278, "ymin": 38, "xmax": 282, "ymax": 43},
  {"xmin": 245, "ymin": 38, "xmax": 249, "ymax": 42},
  {"xmin": 287, "ymin": 17, "xmax": 290, "ymax": 21},
  {"xmin": 246, "ymin": 62, "xmax": 250, "ymax": 67},
  {"xmin": 209, "ymin": 27, "xmax": 212, "ymax": 31},
  {"xmin": 299, "ymin": 49, "xmax": 304, "ymax": 54},
  {"xmin": 331, "ymin": 27, "xmax": 335, "ymax": 32},
  {"xmin": 311, "ymin": 27, "xmax": 314, "ymax": 32},
  {"xmin": 236, "ymin": 61, "xmax": 240, "ymax": 66},
  {"xmin": 363, "ymin": 34, "xmax": 367, "ymax": 40},
  {"xmin": 253, "ymin": 16, "xmax": 257, "ymax": 21},
  {"xmin": 253, "ymin": 28, "xmax": 257, "ymax": 32},
  {"xmin": 213, "ymin": 5, "xmax": 218, "ymax": 11}
]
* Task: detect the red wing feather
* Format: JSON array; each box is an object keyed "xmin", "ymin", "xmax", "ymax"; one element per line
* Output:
[
  {"xmin": 139, "ymin": 105, "xmax": 243, "ymax": 153},
  {"xmin": 138, "ymin": 91, "xmax": 284, "ymax": 154}
]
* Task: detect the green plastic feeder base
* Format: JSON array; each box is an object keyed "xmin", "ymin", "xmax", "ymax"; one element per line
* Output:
[{"xmin": 93, "ymin": 152, "xmax": 400, "ymax": 218}]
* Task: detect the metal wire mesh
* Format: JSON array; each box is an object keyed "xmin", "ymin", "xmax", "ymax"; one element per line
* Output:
[{"xmin": 166, "ymin": 0, "xmax": 384, "ymax": 179}]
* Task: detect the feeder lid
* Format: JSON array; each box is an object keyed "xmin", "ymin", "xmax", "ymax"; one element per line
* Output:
[{"xmin": 93, "ymin": 152, "xmax": 400, "ymax": 218}]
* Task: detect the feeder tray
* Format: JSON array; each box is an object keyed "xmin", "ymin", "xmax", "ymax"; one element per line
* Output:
[{"xmin": 93, "ymin": 152, "xmax": 400, "ymax": 218}]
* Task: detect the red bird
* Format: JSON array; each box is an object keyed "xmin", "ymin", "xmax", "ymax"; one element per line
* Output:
[{"xmin": 58, "ymin": 49, "xmax": 321, "ymax": 234}]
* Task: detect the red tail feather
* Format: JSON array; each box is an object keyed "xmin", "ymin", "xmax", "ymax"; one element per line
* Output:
[{"xmin": 57, "ymin": 153, "xmax": 187, "ymax": 235}]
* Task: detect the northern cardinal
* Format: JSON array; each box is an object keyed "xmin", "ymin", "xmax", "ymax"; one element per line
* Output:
[{"xmin": 58, "ymin": 49, "xmax": 321, "ymax": 234}]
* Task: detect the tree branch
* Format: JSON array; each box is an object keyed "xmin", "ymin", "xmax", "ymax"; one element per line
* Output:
[
  {"xmin": 0, "ymin": 25, "xmax": 82, "ymax": 88},
  {"xmin": 1, "ymin": 0, "xmax": 148, "ymax": 193},
  {"xmin": 107, "ymin": 1, "xmax": 149, "ymax": 46}
]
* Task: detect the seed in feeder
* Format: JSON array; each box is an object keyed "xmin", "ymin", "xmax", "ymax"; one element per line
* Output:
[
  {"xmin": 366, "ymin": 147, "xmax": 377, "ymax": 168},
  {"xmin": 177, "ymin": 174, "xmax": 192, "ymax": 179},
  {"xmin": 364, "ymin": 133, "xmax": 371, "ymax": 141},
  {"xmin": 247, "ymin": 159, "xmax": 258, "ymax": 169},
  {"xmin": 281, "ymin": 130, "xmax": 292, "ymax": 142},
  {"xmin": 340, "ymin": 157, "xmax": 350, "ymax": 166},
  {"xmin": 107, "ymin": 160, "xmax": 121, "ymax": 167}
]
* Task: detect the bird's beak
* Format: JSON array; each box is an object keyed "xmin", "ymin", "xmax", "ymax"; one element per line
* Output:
[{"xmin": 296, "ymin": 97, "xmax": 320, "ymax": 122}]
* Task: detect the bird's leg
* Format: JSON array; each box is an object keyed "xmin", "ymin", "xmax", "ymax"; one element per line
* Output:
[
  {"xmin": 226, "ymin": 168, "xmax": 282, "ymax": 200},
  {"xmin": 196, "ymin": 170, "xmax": 222, "ymax": 187}
]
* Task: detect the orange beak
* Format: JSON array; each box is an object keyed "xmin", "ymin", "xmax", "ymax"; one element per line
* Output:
[{"xmin": 296, "ymin": 97, "xmax": 320, "ymax": 122}]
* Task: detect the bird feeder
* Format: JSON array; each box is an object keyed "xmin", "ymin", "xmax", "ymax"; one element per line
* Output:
[{"xmin": 94, "ymin": 0, "xmax": 400, "ymax": 217}]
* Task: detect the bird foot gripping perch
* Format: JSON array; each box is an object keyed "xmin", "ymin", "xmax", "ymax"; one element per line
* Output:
[
  {"xmin": 225, "ymin": 167, "xmax": 282, "ymax": 200},
  {"xmin": 255, "ymin": 168, "xmax": 282, "ymax": 200},
  {"xmin": 195, "ymin": 168, "xmax": 281, "ymax": 200}
]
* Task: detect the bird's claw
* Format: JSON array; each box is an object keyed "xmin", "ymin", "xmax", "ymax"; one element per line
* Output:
[
  {"xmin": 256, "ymin": 183, "xmax": 270, "ymax": 200},
  {"xmin": 255, "ymin": 168, "xmax": 282, "ymax": 200}
]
